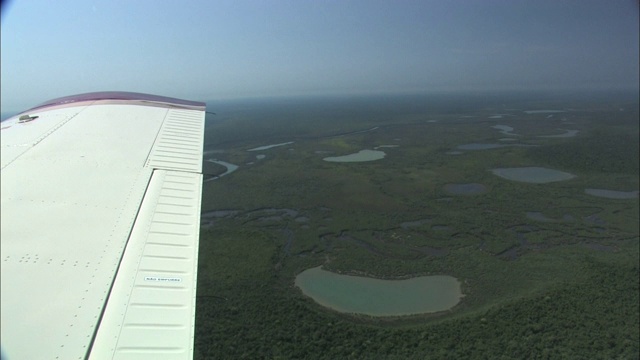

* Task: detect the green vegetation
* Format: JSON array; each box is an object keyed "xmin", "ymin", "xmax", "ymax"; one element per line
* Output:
[
  {"xmin": 195, "ymin": 93, "xmax": 639, "ymax": 359},
  {"xmin": 527, "ymin": 128, "xmax": 639, "ymax": 175}
]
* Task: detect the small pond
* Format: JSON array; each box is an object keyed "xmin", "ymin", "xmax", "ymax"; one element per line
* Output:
[
  {"xmin": 492, "ymin": 124, "xmax": 518, "ymax": 136},
  {"xmin": 539, "ymin": 129, "xmax": 579, "ymax": 138},
  {"xmin": 323, "ymin": 149, "xmax": 386, "ymax": 162},
  {"xmin": 585, "ymin": 189, "xmax": 639, "ymax": 199},
  {"xmin": 491, "ymin": 167, "xmax": 576, "ymax": 183},
  {"xmin": 295, "ymin": 267, "xmax": 462, "ymax": 316}
]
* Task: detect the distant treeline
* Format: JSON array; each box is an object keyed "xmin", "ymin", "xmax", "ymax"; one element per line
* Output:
[{"xmin": 528, "ymin": 128, "xmax": 639, "ymax": 175}]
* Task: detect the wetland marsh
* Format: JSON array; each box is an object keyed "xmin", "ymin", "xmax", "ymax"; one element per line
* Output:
[{"xmin": 195, "ymin": 92, "xmax": 639, "ymax": 359}]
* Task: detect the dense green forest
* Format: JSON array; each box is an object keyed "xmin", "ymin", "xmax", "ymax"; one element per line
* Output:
[
  {"xmin": 195, "ymin": 93, "xmax": 639, "ymax": 359},
  {"xmin": 196, "ymin": 230, "xmax": 638, "ymax": 359},
  {"xmin": 527, "ymin": 128, "xmax": 639, "ymax": 175}
]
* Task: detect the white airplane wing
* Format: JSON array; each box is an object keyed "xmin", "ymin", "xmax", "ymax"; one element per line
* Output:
[{"xmin": 1, "ymin": 92, "xmax": 205, "ymax": 359}]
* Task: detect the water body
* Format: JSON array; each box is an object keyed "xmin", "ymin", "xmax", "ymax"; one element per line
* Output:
[
  {"xmin": 491, "ymin": 167, "xmax": 576, "ymax": 183},
  {"xmin": 585, "ymin": 189, "xmax": 639, "ymax": 199},
  {"xmin": 295, "ymin": 267, "xmax": 462, "ymax": 316},
  {"xmin": 323, "ymin": 149, "xmax": 386, "ymax": 162},
  {"xmin": 444, "ymin": 183, "xmax": 487, "ymax": 195},
  {"xmin": 247, "ymin": 141, "xmax": 294, "ymax": 151},
  {"xmin": 256, "ymin": 154, "xmax": 266, "ymax": 160},
  {"xmin": 203, "ymin": 159, "xmax": 239, "ymax": 182},
  {"xmin": 492, "ymin": 124, "xmax": 519, "ymax": 136},
  {"xmin": 374, "ymin": 145, "xmax": 399, "ymax": 149},
  {"xmin": 524, "ymin": 110, "xmax": 566, "ymax": 114},
  {"xmin": 539, "ymin": 129, "xmax": 579, "ymax": 138}
]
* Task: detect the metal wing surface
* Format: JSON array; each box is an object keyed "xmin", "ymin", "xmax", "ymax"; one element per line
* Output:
[{"xmin": 1, "ymin": 92, "xmax": 205, "ymax": 359}]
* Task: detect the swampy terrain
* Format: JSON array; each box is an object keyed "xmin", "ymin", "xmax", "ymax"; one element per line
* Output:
[{"xmin": 195, "ymin": 91, "xmax": 639, "ymax": 359}]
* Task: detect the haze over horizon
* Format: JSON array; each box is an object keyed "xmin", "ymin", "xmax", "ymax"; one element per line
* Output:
[{"xmin": 1, "ymin": 0, "xmax": 638, "ymax": 112}]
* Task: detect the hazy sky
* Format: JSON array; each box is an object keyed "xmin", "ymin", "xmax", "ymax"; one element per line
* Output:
[{"xmin": 1, "ymin": 0, "xmax": 638, "ymax": 112}]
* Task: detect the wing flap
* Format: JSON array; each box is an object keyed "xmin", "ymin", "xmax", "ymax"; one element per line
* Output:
[{"xmin": 89, "ymin": 170, "xmax": 202, "ymax": 360}]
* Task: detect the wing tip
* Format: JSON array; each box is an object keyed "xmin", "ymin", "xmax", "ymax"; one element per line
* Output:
[{"xmin": 24, "ymin": 92, "xmax": 206, "ymax": 114}]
